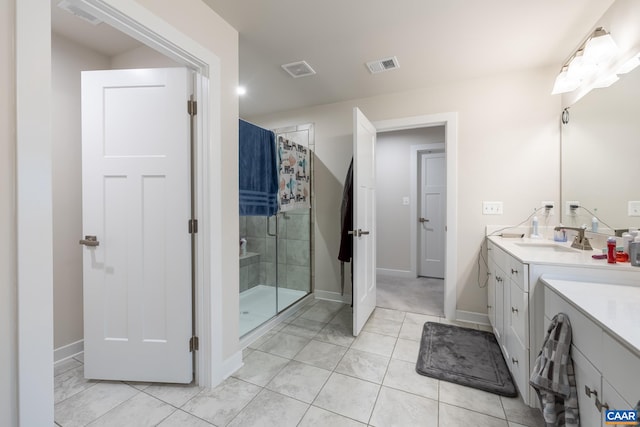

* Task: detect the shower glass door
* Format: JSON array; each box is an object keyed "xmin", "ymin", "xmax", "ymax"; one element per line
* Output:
[
  {"xmin": 238, "ymin": 215, "xmax": 278, "ymax": 336},
  {"xmin": 239, "ymin": 123, "xmax": 314, "ymax": 337},
  {"xmin": 274, "ymin": 124, "xmax": 314, "ymax": 314}
]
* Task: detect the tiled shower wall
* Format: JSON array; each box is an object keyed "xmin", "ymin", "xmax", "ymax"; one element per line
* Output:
[{"xmin": 239, "ymin": 209, "xmax": 311, "ymax": 293}]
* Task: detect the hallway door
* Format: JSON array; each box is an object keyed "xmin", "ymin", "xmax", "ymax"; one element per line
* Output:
[
  {"xmin": 418, "ymin": 152, "xmax": 445, "ymax": 278},
  {"xmin": 352, "ymin": 108, "xmax": 377, "ymax": 336},
  {"xmin": 81, "ymin": 68, "xmax": 193, "ymax": 383}
]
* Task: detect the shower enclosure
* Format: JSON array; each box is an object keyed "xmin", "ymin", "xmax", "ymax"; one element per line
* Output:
[{"xmin": 239, "ymin": 124, "xmax": 314, "ymax": 337}]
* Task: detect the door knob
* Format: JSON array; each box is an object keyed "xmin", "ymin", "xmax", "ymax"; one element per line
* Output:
[
  {"xmin": 419, "ymin": 217, "xmax": 430, "ymax": 223},
  {"xmin": 348, "ymin": 229, "xmax": 370, "ymax": 237},
  {"xmin": 79, "ymin": 235, "xmax": 100, "ymax": 247}
]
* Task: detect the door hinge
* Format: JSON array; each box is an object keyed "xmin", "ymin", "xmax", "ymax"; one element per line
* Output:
[
  {"xmin": 189, "ymin": 336, "xmax": 199, "ymax": 352},
  {"xmin": 188, "ymin": 219, "xmax": 198, "ymax": 234},
  {"xmin": 187, "ymin": 99, "xmax": 197, "ymax": 116}
]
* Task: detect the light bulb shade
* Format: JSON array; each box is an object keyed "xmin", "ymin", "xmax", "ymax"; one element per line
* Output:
[
  {"xmin": 617, "ymin": 53, "xmax": 640, "ymax": 74},
  {"xmin": 583, "ymin": 32, "xmax": 618, "ymax": 65},
  {"xmin": 551, "ymin": 69, "xmax": 581, "ymax": 94},
  {"xmin": 566, "ymin": 53, "xmax": 597, "ymax": 82},
  {"xmin": 592, "ymin": 73, "xmax": 619, "ymax": 89}
]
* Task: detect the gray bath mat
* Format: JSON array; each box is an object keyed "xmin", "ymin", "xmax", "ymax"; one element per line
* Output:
[{"xmin": 416, "ymin": 322, "xmax": 517, "ymax": 397}]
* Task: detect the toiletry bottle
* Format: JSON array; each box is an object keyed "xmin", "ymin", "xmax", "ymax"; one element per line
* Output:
[
  {"xmin": 591, "ymin": 216, "xmax": 598, "ymax": 233},
  {"xmin": 622, "ymin": 232, "xmax": 632, "ymax": 255},
  {"xmin": 630, "ymin": 236, "xmax": 640, "ymax": 267},
  {"xmin": 607, "ymin": 237, "xmax": 617, "ymax": 264},
  {"xmin": 531, "ymin": 216, "xmax": 539, "ymax": 238}
]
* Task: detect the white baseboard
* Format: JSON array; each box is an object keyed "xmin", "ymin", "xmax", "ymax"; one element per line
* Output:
[
  {"xmin": 314, "ymin": 290, "xmax": 352, "ymax": 305},
  {"xmin": 54, "ymin": 339, "xmax": 84, "ymax": 363},
  {"xmin": 376, "ymin": 268, "xmax": 415, "ymax": 279},
  {"xmin": 219, "ymin": 351, "xmax": 243, "ymax": 381},
  {"xmin": 455, "ymin": 310, "xmax": 490, "ymax": 326}
]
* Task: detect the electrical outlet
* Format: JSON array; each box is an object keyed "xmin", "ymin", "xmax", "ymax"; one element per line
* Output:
[
  {"xmin": 629, "ymin": 201, "xmax": 640, "ymax": 217},
  {"xmin": 482, "ymin": 201, "xmax": 503, "ymax": 215},
  {"xmin": 566, "ymin": 201, "xmax": 580, "ymax": 215},
  {"xmin": 402, "ymin": 196, "xmax": 410, "ymax": 205},
  {"xmin": 541, "ymin": 201, "xmax": 555, "ymax": 216}
]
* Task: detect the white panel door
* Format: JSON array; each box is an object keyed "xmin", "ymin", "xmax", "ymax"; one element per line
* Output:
[
  {"xmin": 81, "ymin": 68, "xmax": 193, "ymax": 383},
  {"xmin": 352, "ymin": 108, "xmax": 377, "ymax": 336},
  {"xmin": 418, "ymin": 152, "xmax": 445, "ymax": 278}
]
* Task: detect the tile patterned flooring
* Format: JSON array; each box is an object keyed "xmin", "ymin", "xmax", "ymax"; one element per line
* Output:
[{"xmin": 54, "ymin": 300, "xmax": 545, "ymax": 426}]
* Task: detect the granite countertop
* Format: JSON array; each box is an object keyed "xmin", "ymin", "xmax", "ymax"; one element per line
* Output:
[
  {"xmin": 541, "ymin": 277, "xmax": 640, "ymax": 356},
  {"xmin": 487, "ymin": 235, "xmax": 640, "ymax": 271}
]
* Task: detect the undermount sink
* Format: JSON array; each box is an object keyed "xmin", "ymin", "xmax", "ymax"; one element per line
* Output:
[{"xmin": 514, "ymin": 242, "xmax": 579, "ymax": 253}]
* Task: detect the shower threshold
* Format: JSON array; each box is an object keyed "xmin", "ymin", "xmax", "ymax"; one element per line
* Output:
[{"xmin": 239, "ymin": 284, "xmax": 307, "ymax": 336}]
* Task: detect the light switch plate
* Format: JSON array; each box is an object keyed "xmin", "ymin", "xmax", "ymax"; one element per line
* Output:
[
  {"xmin": 402, "ymin": 197, "xmax": 410, "ymax": 205},
  {"xmin": 482, "ymin": 201, "xmax": 503, "ymax": 215},
  {"xmin": 629, "ymin": 201, "xmax": 640, "ymax": 217}
]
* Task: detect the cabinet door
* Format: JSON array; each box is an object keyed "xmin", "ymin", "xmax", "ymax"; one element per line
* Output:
[
  {"xmin": 602, "ymin": 379, "xmax": 633, "ymax": 422},
  {"xmin": 571, "ymin": 345, "xmax": 602, "ymax": 427},
  {"xmin": 500, "ymin": 273, "xmax": 510, "ymax": 358},
  {"xmin": 495, "ymin": 267, "xmax": 505, "ymax": 343},
  {"xmin": 488, "ymin": 260, "xmax": 496, "ymax": 329},
  {"xmin": 509, "ymin": 280, "xmax": 527, "ymax": 345}
]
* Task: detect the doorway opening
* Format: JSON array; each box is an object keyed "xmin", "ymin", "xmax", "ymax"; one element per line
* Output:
[{"xmin": 372, "ymin": 114, "xmax": 457, "ymax": 320}]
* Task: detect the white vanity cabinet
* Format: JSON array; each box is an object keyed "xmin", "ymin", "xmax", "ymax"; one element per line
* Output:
[
  {"xmin": 544, "ymin": 281, "xmax": 640, "ymax": 426},
  {"xmin": 487, "ymin": 240, "xmax": 530, "ymax": 400}
]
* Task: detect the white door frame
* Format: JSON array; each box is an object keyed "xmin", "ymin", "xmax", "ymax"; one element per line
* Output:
[
  {"xmin": 17, "ymin": 1, "xmax": 225, "ymax": 424},
  {"xmin": 414, "ymin": 145, "xmax": 445, "ymax": 278},
  {"xmin": 373, "ymin": 113, "xmax": 457, "ymax": 321}
]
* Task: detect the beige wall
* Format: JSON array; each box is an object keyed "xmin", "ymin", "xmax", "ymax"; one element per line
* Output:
[
  {"xmin": 249, "ymin": 67, "xmax": 561, "ymax": 314},
  {"xmin": 110, "ymin": 44, "xmax": 181, "ymax": 69},
  {"xmin": 0, "ymin": 0, "xmax": 17, "ymax": 424},
  {"xmin": 376, "ymin": 127, "xmax": 445, "ymax": 272},
  {"xmin": 51, "ymin": 33, "xmax": 110, "ymax": 351}
]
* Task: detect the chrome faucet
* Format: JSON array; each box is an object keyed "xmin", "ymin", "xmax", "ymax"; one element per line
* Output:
[{"xmin": 554, "ymin": 226, "xmax": 593, "ymax": 250}]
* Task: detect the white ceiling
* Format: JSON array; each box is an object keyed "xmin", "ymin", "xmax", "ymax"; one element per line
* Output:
[
  {"xmin": 51, "ymin": 0, "xmax": 141, "ymax": 57},
  {"xmin": 51, "ymin": 0, "xmax": 616, "ymax": 117}
]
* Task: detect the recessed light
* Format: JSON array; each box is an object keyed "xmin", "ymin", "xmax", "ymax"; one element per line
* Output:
[{"xmin": 237, "ymin": 86, "xmax": 247, "ymax": 96}]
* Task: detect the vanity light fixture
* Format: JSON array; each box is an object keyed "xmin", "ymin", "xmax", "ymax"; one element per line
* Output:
[
  {"xmin": 617, "ymin": 53, "xmax": 640, "ymax": 74},
  {"xmin": 551, "ymin": 27, "xmax": 618, "ymax": 95},
  {"xmin": 237, "ymin": 86, "xmax": 247, "ymax": 96}
]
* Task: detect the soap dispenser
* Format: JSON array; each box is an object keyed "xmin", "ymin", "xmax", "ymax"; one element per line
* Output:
[{"xmin": 591, "ymin": 209, "xmax": 598, "ymax": 233}]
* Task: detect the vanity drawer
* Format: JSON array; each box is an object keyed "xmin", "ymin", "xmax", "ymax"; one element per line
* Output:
[
  {"xmin": 510, "ymin": 282, "xmax": 527, "ymax": 345},
  {"xmin": 488, "ymin": 242, "xmax": 507, "ymax": 270},
  {"xmin": 545, "ymin": 288, "xmax": 603, "ymax": 368},
  {"xmin": 601, "ymin": 333, "xmax": 640, "ymax": 406},
  {"xmin": 508, "ymin": 257, "xmax": 528, "ymax": 292}
]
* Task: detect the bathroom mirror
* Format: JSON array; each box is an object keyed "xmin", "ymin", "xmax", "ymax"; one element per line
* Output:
[{"xmin": 561, "ymin": 66, "xmax": 640, "ymax": 232}]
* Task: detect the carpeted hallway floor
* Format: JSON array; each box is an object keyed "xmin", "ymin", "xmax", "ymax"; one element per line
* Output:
[{"xmin": 376, "ymin": 275, "xmax": 444, "ymax": 316}]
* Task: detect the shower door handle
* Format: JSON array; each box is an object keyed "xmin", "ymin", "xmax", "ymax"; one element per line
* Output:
[{"xmin": 267, "ymin": 216, "xmax": 278, "ymax": 237}]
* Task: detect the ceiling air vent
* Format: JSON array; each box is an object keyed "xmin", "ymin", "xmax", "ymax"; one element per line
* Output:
[
  {"xmin": 281, "ymin": 61, "xmax": 317, "ymax": 78},
  {"xmin": 57, "ymin": 0, "xmax": 103, "ymax": 25},
  {"xmin": 366, "ymin": 56, "xmax": 400, "ymax": 74}
]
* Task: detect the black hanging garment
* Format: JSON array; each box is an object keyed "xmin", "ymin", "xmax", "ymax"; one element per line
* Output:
[
  {"xmin": 338, "ymin": 159, "xmax": 353, "ymax": 262},
  {"xmin": 338, "ymin": 159, "xmax": 354, "ymax": 299}
]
